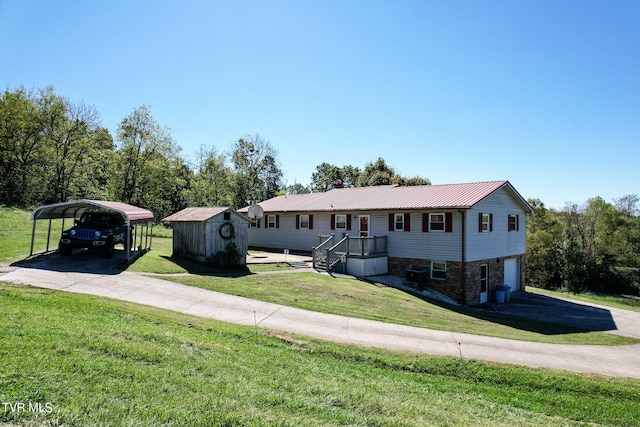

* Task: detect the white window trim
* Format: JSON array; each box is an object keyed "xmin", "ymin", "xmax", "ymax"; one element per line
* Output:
[
  {"xmin": 299, "ymin": 214, "xmax": 310, "ymax": 229},
  {"xmin": 335, "ymin": 214, "xmax": 347, "ymax": 230},
  {"xmin": 267, "ymin": 214, "xmax": 276, "ymax": 229},
  {"xmin": 508, "ymin": 214, "xmax": 519, "ymax": 231},
  {"xmin": 394, "ymin": 213, "xmax": 404, "ymax": 231},
  {"xmin": 429, "ymin": 213, "xmax": 445, "ymax": 232},
  {"xmin": 431, "ymin": 261, "xmax": 446, "ymax": 280},
  {"xmin": 481, "ymin": 214, "xmax": 490, "ymax": 232}
]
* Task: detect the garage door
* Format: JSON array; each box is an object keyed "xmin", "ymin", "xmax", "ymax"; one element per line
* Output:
[{"xmin": 504, "ymin": 258, "xmax": 520, "ymax": 291}]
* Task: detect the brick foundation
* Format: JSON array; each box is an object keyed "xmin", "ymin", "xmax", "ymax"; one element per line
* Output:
[
  {"xmin": 388, "ymin": 257, "xmax": 464, "ymax": 301},
  {"xmin": 388, "ymin": 255, "xmax": 525, "ymax": 305}
]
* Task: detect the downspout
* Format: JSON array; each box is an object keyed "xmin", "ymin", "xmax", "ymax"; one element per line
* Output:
[{"xmin": 458, "ymin": 209, "xmax": 466, "ymax": 303}]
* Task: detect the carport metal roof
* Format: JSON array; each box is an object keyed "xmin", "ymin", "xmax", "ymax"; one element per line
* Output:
[
  {"xmin": 31, "ymin": 199, "xmax": 154, "ymax": 224},
  {"xmin": 30, "ymin": 200, "xmax": 154, "ymax": 261}
]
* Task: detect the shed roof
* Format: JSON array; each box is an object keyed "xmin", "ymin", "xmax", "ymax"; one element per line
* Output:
[
  {"xmin": 31, "ymin": 200, "xmax": 154, "ymax": 224},
  {"xmin": 162, "ymin": 207, "xmax": 248, "ymax": 223},
  {"xmin": 239, "ymin": 181, "xmax": 533, "ymax": 213}
]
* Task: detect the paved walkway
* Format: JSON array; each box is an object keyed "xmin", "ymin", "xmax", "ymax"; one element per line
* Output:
[{"xmin": 2, "ymin": 256, "xmax": 640, "ymax": 379}]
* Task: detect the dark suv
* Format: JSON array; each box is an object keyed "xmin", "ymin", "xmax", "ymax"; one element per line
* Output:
[{"xmin": 59, "ymin": 211, "xmax": 130, "ymax": 258}]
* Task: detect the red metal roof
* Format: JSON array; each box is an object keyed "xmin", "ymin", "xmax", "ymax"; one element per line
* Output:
[
  {"xmin": 31, "ymin": 200, "xmax": 154, "ymax": 224},
  {"xmin": 240, "ymin": 181, "xmax": 532, "ymax": 213},
  {"xmin": 162, "ymin": 207, "xmax": 231, "ymax": 222}
]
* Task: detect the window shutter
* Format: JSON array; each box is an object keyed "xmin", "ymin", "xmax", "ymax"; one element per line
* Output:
[
  {"xmin": 346, "ymin": 214, "xmax": 352, "ymax": 230},
  {"xmin": 388, "ymin": 213, "xmax": 394, "ymax": 232},
  {"xmin": 276, "ymin": 215, "xmax": 280, "ymax": 229},
  {"xmin": 516, "ymin": 214, "xmax": 519, "ymax": 231},
  {"xmin": 478, "ymin": 213, "xmax": 483, "ymax": 232},
  {"xmin": 330, "ymin": 214, "xmax": 335, "ymax": 230},
  {"xmin": 257, "ymin": 219, "xmax": 260, "ymax": 228},
  {"xmin": 404, "ymin": 213, "xmax": 411, "ymax": 231},
  {"xmin": 489, "ymin": 213, "xmax": 493, "ymax": 232},
  {"xmin": 309, "ymin": 215, "xmax": 313, "ymax": 230},
  {"xmin": 445, "ymin": 212, "xmax": 453, "ymax": 232},
  {"xmin": 296, "ymin": 215, "xmax": 300, "ymax": 229},
  {"xmin": 422, "ymin": 213, "xmax": 429, "ymax": 232}
]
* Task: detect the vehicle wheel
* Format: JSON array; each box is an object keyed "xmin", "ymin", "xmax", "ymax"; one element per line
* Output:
[
  {"xmin": 103, "ymin": 242, "xmax": 115, "ymax": 258},
  {"xmin": 59, "ymin": 242, "xmax": 72, "ymax": 256}
]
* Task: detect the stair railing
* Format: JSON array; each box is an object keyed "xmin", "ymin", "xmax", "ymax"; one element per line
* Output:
[{"xmin": 312, "ymin": 234, "xmax": 334, "ymax": 270}]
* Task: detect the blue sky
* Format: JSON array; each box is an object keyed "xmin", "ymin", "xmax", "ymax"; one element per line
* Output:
[{"xmin": 1, "ymin": 0, "xmax": 638, "ymax": 209}]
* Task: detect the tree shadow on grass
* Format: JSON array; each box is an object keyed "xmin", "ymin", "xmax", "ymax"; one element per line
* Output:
[{"xmin": 153, "ymin": 255, "xmax": 251, "ymax": 277}]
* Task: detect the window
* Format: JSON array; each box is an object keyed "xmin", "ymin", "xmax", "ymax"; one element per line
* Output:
[
  {"xmin": 299, "ymin": 215, "xmax": 309, "ymax": 229},
  {"xmin": 250, "ymin": 218, "xmax": 259, "ymax": 228},
  {"xmin": 429, "ymin": 213, "xmax": 445, "ymax": 231},
  {"xmin": 479, "ymin": 213, "xmax": 493, "ymax": 232},
  {"xmin": 394, "ymin": 213, "xmax": 404, "ymax": 231},
  {"xmin": 508, "ymin": 214, "xmax": 519, "ymax": 231},
  {"xmin": 335, "ymin": 214, "xmax": 347, "ymax": 230},
  {"xmin": 431, "ymin": 261, "xmax": 446, "ymax": 280},
  {"xmin": 223, "ymin": 211, "xmax": 231, "ymax": 221},
  {"xmin": 267, "ymin": 215, "xmax": 276, "ymax": 228}
]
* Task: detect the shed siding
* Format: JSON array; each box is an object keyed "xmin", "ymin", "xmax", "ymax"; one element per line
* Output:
[
  {"xmin": 172, "ymin": 222, "xmax": 207, "ymax": 257},
  {"xmin": 171, "ymin": 209, "xmax": 249, "ymax": 264},
  {"xmin": 465, "ymin": 187, "xmax": 527, "ymax": 262}
]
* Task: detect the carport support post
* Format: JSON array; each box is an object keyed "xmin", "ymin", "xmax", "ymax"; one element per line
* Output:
[
  {"xmin": 126, "ymin": 218, "xmax": 131, "ymax": 261},
  {"xmin": 45, "ymin": 218, "xmax": 52, "ymax": 252},
  {"xmin": 29, "ymin": 219, "xmax": 36, "ymax": 256}
]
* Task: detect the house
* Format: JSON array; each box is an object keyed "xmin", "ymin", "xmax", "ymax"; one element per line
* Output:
[
  {"xmin": 239, "ymin": 181, "xmax": 533, "ymax": 305},
  {"xmin": 162, "ymin": 207, "xmax": 249, "ymax": 266}
]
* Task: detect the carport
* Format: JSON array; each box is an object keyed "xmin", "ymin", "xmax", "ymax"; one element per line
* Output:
[{"xmin": 30, "ymin": 200, "xmax": 154, "ymax": 262}]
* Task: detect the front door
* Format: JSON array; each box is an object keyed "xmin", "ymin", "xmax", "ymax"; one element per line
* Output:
[
  {"xmin": 359, "ymin": 215, "xmax": 370, "ymax": 237},
  {"xmin": 480, "ymin": 264, "xmax": 488, "ymax": 304}
]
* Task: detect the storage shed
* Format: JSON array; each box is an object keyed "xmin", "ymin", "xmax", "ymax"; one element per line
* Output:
[{"xmin": 162, "ymin": 207, "xmax": 249, "ymax": 266}]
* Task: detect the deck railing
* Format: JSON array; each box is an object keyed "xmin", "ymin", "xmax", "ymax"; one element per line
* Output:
[
  {"xmin": 345, "ymin": 235, "xmax": 387, "ymax": 257},
  {"xmin": 313, "ymin": 234, "xmax": 388, "ymax": 272}
]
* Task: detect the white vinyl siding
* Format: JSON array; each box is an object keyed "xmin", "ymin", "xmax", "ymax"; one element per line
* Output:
[
  {"xmin": 246, "ymin": 187, "xmax": 527, "ymax": 263},
  {"xmin": 466, "ymin": 187, "xmax": 527, "ymax": 262}
]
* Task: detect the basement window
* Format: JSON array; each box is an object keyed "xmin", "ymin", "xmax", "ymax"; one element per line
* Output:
[{"xmin": 431, "ymin": 261, "xmax": 446, "ymax": 280}]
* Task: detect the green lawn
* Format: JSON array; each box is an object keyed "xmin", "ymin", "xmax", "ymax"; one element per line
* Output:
[
  {"xmin": 3, "ymin": 206, "xmax": 639, "ymax": 346},
  {"xmin": 2, "ymin": 283, "xmax": 639, "ymax": 427},
  {"xmin": 0, "ymin": 206, "xmax": 65, "ymax": 262}
]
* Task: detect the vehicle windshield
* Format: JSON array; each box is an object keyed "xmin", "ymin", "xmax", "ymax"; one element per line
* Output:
[{"xmin": 78, "ymin": 212, "xmax": 124, "ymax": 226}]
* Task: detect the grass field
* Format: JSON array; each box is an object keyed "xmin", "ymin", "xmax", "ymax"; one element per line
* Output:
[
  {"xmin": 3, "ymin": 206, "xmax": 638, "ymax": 346},
  {"xmin": 3, "ymin": 206, "xmax": 640, "ymax": 425},
  {"xmin": 2, "ymin": 283, "xmax": 639, "ymax": 426},
  {"xmin": 120, "ymin": 228, "xmax": 638, "ymax": 346}
]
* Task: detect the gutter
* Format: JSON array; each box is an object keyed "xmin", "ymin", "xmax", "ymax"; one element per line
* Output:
[{"xmin": 458, "ymin": 209, "xmax": 466, "ymax": 303}]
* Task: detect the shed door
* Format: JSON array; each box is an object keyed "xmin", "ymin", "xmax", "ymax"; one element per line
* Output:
[{"xmin": 504, "ymin": 258, "xmax": 520, "ymax": 291}]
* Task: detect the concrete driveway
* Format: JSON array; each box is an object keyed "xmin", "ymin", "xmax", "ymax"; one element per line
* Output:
[{"xmin": 2, "ymin": 253, "xmax": 640, "ymax": 379}]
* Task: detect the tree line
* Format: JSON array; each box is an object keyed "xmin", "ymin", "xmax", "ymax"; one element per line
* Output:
[
  {"xmin": 526, "ymin": 196, "xmax": 640, "ymax": 295},
  {"xmin": 2, "ymin": 86, "xmax": 638, "ymax": 295},
  {"xmin": 0, "ymin": 86, "xmax": 428, "ymax": 220}
]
